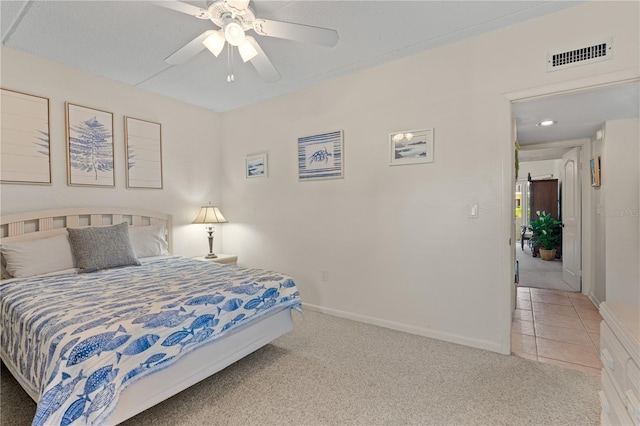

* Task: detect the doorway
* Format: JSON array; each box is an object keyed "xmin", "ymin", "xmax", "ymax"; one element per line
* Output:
[
  {"xmin": 503, "ymin": 73, "xmax": 638, "ymax": 356},
  {"xmin": 514, "ymin": 152, "xmax": 581, "ymax": 293}
]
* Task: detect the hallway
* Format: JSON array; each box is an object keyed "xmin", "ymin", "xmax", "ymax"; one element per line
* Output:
[
  {"xmin": 516, "ymin": 244, "xmax": 574, "ymax": 292},
  {"xmin": 512, "ymin": 286, "xmax": 602, "ymax": 374}
]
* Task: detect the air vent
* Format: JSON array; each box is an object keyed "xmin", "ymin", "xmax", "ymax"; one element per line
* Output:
[{"xmin": 547, "ymin": 38, "xmax": 613, "ymax": 72}]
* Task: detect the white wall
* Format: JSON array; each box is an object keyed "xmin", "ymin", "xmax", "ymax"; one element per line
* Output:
[
  {"xmin": 221, "ymin": 1, "xmax": 639, "ymax": 352},
  {"xmin": 602, "ymin": 118, "xmax": 640, "ymax": 305},
  {"xmin": 519, "ymin": 160, "xmax": 562, "ymax": 183},
  {"xmin": 0, "ymin": 47, "xmax": 223, "ymax": 257}
]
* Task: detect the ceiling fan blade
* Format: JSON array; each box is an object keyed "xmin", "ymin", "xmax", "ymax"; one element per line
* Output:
[
  {"xmin": 151, "ymin": 1, "xmax": 211, "ymax": 19},
  {"xmin": 253, "ymin": 19, "xmax": 338, "ymax": 47},
  {"xmin": 247, "ymin": 37, "xmax": 281, "ymax": 82},
  {"xmin": 165, "ymin": 30, "xmax": 216, "ymax": 65}
]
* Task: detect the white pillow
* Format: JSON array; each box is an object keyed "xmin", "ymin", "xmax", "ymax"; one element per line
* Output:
[
  {"xmin": 128, "ymin": 225, "xmax": 170, "ymax": 258},
  {"xmin": 0, "ymin": 234, "xmax": 76, "ymax": 278}
]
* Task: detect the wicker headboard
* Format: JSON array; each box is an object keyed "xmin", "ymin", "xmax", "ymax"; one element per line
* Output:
[{"xmin": 0, "ymin": 207, "xmax": 173, "ymax": 252}]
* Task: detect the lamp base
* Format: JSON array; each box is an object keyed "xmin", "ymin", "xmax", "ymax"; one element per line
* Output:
[{"xmin": 205, "ymin": 228, "xmax": 217, "ymax": 259}]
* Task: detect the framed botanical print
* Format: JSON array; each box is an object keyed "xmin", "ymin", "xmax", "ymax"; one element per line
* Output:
[{"xmin": 66, "ymin": 103, "xmax": 115, "ymax": 187}]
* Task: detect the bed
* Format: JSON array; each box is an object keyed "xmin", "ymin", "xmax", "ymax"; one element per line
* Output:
[{"xmin": 0, "ymin": 207, "xmax": 301, "ymax": 425}]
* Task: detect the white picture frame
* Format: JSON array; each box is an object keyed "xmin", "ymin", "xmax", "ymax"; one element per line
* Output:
[
  {"xmin": 124, "ymin": 116, "xmax": 163, "ymax": 189},
  {"xmin": 0, "ymin": 88, "xmax": 52, "ymax": 184},
  {"xmin": 66, "ymin": 102, "xmax": 115, "ymax": 187},
  {"xmin": 298, "ymin": 130, "xmax": 344, "ymax": 181},
  {"xmin": 246, "ymin": 152, "xmax": 268, "ymax": 179},
  {"xmin": 389, "ymin": 128, "xmax": 434, "ymax": 166}
]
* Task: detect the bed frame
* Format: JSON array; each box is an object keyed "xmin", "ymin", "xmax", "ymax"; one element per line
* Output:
[{"xmin": 0, "ymin": 207, "xmax": 295, "ymax": 424}]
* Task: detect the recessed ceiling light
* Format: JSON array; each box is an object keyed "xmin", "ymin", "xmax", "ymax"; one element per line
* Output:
[{"xmin": 537, "ymin": 120, "xmax": 557, "ymax": 127}]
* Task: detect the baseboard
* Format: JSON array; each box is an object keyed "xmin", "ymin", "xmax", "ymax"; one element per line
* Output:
[
  {"xmin": 587, "ymin": 292, "xmax": 602, "ymax": 308},
  {"xmin": 302, "ymin": 303, "xmax": 504, "ymax": 354}
]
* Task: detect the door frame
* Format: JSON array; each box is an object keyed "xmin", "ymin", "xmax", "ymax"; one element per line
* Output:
[
  {"xmin": 518, "ymin": 141, "xmax": 588, "ymax": 291},
  {"xmin": 499, "ymin": 69, "xmax": 640, "ymax": 355}
]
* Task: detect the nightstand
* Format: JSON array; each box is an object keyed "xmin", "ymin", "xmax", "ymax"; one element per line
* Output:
[{"xmin": 193, "ymin": 254, "xmax": 238, "ymax": 266}]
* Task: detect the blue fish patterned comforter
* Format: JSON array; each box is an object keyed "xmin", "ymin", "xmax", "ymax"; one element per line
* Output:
[{"xmin": 0, "ymin": 256, "xmax": 301, "ymax": 426}]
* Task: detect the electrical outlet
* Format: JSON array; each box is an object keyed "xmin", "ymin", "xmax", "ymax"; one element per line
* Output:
[
  {"xmin": 469, "ymin": 203, "xmax": 479, "ymax": 218},
  {"xmin": 321, "ymin": 270, "xmax": 329, "ymax": 281}
]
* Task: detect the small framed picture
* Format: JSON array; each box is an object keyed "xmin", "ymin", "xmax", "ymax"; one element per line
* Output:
[
  {"xmin": 390, "ymin": 128, "xmax": 434, "ymax": 166},
  {"xmin": 298, "ymin": 130, "xmax": 343, "ymax": 181},
  {"xmin": 246, "ymin": 153, "xmax": 267, "ymax": 179},
  {"xmin": 590, "ymin": 155, "xmax": 601, "ymax": 187}
]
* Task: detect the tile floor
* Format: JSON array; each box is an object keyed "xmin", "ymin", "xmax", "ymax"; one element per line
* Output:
[{"xmin": 512, "ymin": 286, "xmax": 602, "ymax": 375}]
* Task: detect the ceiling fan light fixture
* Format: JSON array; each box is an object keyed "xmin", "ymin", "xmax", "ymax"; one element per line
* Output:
[
  {"xmin": 238, "ymin": 38, "xmax": 258, "ymax": 62},
  {"xmin": 224, "ymin": 20, "xmax": 246, "ymax": 46},
  {"xmin": 203, "ymin": 31, "xmax": 226, "ymax": 57}
]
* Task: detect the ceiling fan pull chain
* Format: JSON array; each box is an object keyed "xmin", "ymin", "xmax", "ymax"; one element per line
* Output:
[{"xmin": 226, "ymin": 43, "xmax": 235, "ymax": 83}]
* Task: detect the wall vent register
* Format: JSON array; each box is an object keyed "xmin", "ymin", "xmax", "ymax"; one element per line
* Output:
[{"xmin": 547, "ymin": 38, "xmax": 613, "ymax": 72}]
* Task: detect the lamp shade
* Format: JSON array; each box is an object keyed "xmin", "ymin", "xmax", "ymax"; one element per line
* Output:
[
  {"xmin": 224, "ymin": 20, "xmax": 245, "ymax": 46},
  {"xmin": 193, "ymin": 206, "xmax": 228, "ymax": 224},
  {"xmin": 238, "ymin": 38, "xmax": 258, "ymax": 62},
  {"xmin": 203, "ymin": 31, "xmax": 226, "ymax": 57}
]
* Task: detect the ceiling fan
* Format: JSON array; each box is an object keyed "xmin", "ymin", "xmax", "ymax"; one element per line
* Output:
[{"xmin": 153, "ymin": 0, "xmax": 339, "ymax": 82}]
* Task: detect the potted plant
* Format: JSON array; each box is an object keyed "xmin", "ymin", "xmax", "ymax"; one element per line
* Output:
[{"xmin": 529, "ymin": 211, "xmax": 562, "ymax": 261}]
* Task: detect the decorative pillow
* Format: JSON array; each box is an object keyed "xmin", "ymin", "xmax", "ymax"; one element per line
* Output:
[
  {"xmin": 128, "ymin": 225, "xmax": 170, "ymax": 258},
  {"xmin": 67, "ymin": 222, "xmax": 141, "ymax": 273},
  {"xmin": 0, "ymin": 234, "xmax": 76, "ymax": 278}
]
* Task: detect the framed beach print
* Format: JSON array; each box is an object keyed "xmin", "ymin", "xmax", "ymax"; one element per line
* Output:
[
  {"xmin": 590, "ymin": 155, "xmax": 601, "ymax": 187},
  {"xmin": 389, "ymin": 128, "xmax": 434, "ymax": 166},
  {"xmin": 124, "ymin": 116, "xmax": 163, "ymax": 189},
  {"xmin": 1, "ymin": 88, "xmax": 51, "ymax": 184},
  {"xmin": 246, "ymin": 153, "xmax": 267, "ymax": 179},
  {"xmin": 298, "ymin": 130, "xmax": 343, "ymax": 181},
  {"xmin": 66, "ymin": 103, "xmax": 115, "ymax": 187}
]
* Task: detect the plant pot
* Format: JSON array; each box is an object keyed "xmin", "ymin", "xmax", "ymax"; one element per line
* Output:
[{"xmin": 539, "ymin": 248, "xmax": 556, "ymax": 261}]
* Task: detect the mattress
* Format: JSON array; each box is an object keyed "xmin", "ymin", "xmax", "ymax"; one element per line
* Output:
[{"xmin": 0, "ymin": 256, "xmax": 300, "ymax": 425}]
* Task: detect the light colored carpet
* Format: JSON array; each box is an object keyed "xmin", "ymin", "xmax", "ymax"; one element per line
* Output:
[
  {"xmin": 516, "ymin": 244, "xmax": 574, "ymax": 292},
  {"xmin": 2, "ymin": 310, "xmax": 599, "ymax": 425}
]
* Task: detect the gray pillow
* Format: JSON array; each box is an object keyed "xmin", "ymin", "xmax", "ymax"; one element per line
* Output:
[{"xmin": 67, "ymin": 222, "xmax": 141, "ymax": 273}]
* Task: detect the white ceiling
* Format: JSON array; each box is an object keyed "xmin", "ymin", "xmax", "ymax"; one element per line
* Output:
[
  {"xmin": 512, "ymin": 81, "xmax": 640, "ymax": 146},
  {"xmin": 4, "ymin": 1, "xmax": 636, "ymax": 146},
  {"xmin": 2, "ymin": 0, "xmax": 583, "ymax": 113}
]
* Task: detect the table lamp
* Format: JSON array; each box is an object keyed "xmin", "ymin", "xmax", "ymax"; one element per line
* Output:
[{"xmin": 192, "ymin": 204, "xmax": 228, "ymax": 259}]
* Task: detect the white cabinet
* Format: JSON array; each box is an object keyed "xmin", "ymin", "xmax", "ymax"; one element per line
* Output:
[{"xmin": 600, "ymin": 302, "xmax": 640, "ymax": 426}]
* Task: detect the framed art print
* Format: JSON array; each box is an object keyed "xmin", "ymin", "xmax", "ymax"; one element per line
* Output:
[
  {"xmin": 246, "ymin": 153, "xmax": 267, "ymax": 179},
  {"xmin": 66, "ymin": 103, "xmax": 115, "ymax": 187},
  {"xmin": 298, "ymin": 130, "xmax": 343, "ymax": 181},
  {"xmin": 590, "ymin": 155, "xmax": 601, "ymax": 187},
  {"xmin": 0, "ymin": 88, "xmax": 51, "ymax": 184},
  {"xmin": 390, "ymin": 128, "xmax": 434, "ymax": 166},
  {"xmin": 124, "ymin": 116, "xmax": 163, "ymax": 189}
]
